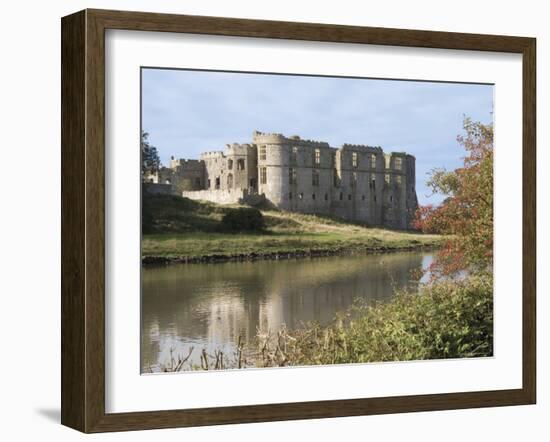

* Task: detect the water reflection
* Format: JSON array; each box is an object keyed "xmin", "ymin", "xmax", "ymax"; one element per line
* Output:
[{"xmin": 141, "ymin": 251, "xmax": 433, "ymax": 371}]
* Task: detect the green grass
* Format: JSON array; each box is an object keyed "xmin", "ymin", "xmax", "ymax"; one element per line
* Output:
[{"xmin": 142, "ymin": 193, "xmax": 443, "ymax": 258}]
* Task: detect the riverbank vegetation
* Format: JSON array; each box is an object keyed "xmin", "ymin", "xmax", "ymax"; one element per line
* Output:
[
  {"xmin": 142, "ymin": 194, "xmax": 442, "ymax": 261},
  {"xmin": 154, "ymin": 272, "xmax": 492, "ymax": 372},
  {"xmin": 254, "ymin": 272, "xmax": 492, "ymax": 367}
]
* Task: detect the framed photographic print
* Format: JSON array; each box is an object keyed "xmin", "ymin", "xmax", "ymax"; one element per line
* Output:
[{"xmin": 61, "ymin": 9, "xmax": 536, "ymax": 433}]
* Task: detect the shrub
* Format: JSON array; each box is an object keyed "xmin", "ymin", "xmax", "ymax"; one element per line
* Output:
[
  {"xmin": 221, "ymin": 207, "xmax": 265, "ymax": 233},
  {"xmin": 256, "ymin": 273, "xmax": 493, "ymax": 367}
]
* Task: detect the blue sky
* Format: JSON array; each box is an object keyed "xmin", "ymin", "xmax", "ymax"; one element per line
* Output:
[{"xmin": 142, "ymin": 68, "xmax": 493, "ymax": 206}]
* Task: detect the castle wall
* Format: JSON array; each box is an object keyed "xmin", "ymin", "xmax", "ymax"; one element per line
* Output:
[
  {"xmin": 181, "ymin": 189, "xmax": 265, "ymax": 206},
  {"xmin": 170, "ymin": 158, "xmax": 205, "ymax": 192},
  {"xmin": 142, "ymin": 182, "xmax": 174, "ymax": 195},
  {"xmin": 200, "ymin": 144, "xmax": 258, "ymax": 192},
  {"xmin": 150, "ymin": 131, "xmax": 419, "ymax": 230}
]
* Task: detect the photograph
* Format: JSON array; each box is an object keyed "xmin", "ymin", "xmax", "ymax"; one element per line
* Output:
[{"xmin": 140, "ymin": 68, "xmax": 494, "ymax": 373}]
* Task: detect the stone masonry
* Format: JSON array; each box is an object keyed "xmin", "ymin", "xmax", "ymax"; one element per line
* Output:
[{"xmin": 144, "ymin": 131, "xmax": 419, "ymax": 229}]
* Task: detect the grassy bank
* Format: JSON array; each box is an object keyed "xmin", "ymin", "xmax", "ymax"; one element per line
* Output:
[
  {"xmin": 142, "ymin": 194, "xmax": 443, "ymax": 261},
  {"xmin": 156, "ymin": 273, "xmax": 493, "ymax": 371}
]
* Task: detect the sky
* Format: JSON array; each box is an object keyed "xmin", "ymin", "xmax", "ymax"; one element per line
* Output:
[{"xmin": 141, "ymin": 68, "xmax": 493, "ymax": 206}]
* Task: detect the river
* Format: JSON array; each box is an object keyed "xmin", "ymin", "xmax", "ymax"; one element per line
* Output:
[{"xmin": 141, "ymin": 251, "xmax": 434, "ymax": 372}]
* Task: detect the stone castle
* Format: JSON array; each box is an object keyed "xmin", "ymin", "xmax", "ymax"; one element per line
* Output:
[{"xmin": 144, "ymin": 130, "xmax": 418, "ymax": 229}]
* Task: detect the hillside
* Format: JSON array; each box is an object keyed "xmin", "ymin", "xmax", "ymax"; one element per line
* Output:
[{"xmin": 142, "ymin": 193, "xmax": 443, "ymax": 263}]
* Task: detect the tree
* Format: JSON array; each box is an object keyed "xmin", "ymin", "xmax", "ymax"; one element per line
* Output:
[
  {"xmin": 141, "ymin": 130, "xmax": 161, "ymax": 176},
  {"xmin": 413, "ymin": 117, "xmax": 493, "ymax": 278}
]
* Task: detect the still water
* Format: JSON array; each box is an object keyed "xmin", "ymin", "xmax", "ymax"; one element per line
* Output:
[{"xmin": 141, "ymin": 251, "xmax": 433, "ymax": 371}]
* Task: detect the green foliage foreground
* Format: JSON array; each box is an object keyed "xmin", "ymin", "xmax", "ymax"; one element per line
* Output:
[{"xmin": 259, "ymin": 273, "xmax": 493, "ymax": 367}]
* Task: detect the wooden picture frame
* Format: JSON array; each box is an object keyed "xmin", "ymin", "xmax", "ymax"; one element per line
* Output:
[{"xmin": 61, "ymin": 8, "xmax": 536, "ymax": 433}]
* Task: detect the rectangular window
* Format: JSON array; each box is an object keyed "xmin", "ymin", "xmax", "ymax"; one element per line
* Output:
[
  {"xmin": 259, "ymin": 145, "xmax": 267, "ymax": 161},
  {"xmin": 324, "ymin": 193, "xmax": 328, "ymax": 201},
  {"xmin": 314, "ymin": 148, "xmax": 321, "ymax": 165},
  {"xmin": 227, "ymin": 159, "xmax": 233, "ymax": 170},
  {"xmin": 289, "ymin": 168, "xmax": 297, "ymax": 185},
  {"xmin": 352, "ymin": 152, "xmax": 358, "ymax": 168},
  {"xmin": 333, "ymin": 169, "xmax": 339, "ymax": 187},
  {"xmin": 312, "ymin": 169, "xmax": 320, "ymax": 186},
  {"xmin": 371, "ymin": 176, "xmax": 376, "ymax": 190},
  {"xmin": 371, "ymin": 154, "xmax": 377, "ymax": 169},
  {"xmin": 396, "ymin": 175, "xmax": 402, "ymax": 185},
  {"xmin": 260, "ymin": 167, "xmax": 267, "ymax": 184},
  {"xmin": 351, "ymin": 172, "xmax": 357, "ymax": 188},
  {"xmin": 395, "ymin": 157, "xmax": 403, "ymax": 170},
  {"xmin": 290, "ymin": 146, "xmax": 298, "ymax": 163},
  {"xmin": 385, "ymin": 173, "xmax": 391, "ymax": 185},
  {"xmin": 237, "ymin": 159, "xmax": 245, "ymax": 170},
  {"xmin": 312, "ymin": 193, "xmax": 316, "ymax": 200},
  {"xmin": 289, "ymin": 192, "xmax": 293, "ymax": 200}
]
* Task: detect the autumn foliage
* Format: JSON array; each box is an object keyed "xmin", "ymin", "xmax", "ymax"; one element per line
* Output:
[{"xmin": 413, "ymin": 118, "xmax": 493, "ymax": 278}]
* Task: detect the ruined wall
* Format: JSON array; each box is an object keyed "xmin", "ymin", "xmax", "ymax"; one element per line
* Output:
[
  {"xmin": 251, "ymin": 131, "xmax": 414, "ymax": 227},
  {"xmin": 379, "ymin": 153, "xmax": 418, "ymax": 229},
  {"xmin": 332, "ymin": 144, "xmax": 385, "ymax": 224},
  {"xmin": 169, "ymin": 158, "xmax": 205, "ymax": 193},
  {"xmin": 200, "ymin": 144, "xmax": 258, "ymax": 193},
  {"xmin": 254, "ymin": 131, "xmax": 334, "ymax": 215},
  {"xmin": 181, "ymin": 188, "xmax": 265, "ymax": 206},
  {"xmin": 149, "ymin": 130, "xmax": 418, "ymax": 229},
  {"xmin": 142, "ymin": 182, "xmax": 174, "ymax": 195}
]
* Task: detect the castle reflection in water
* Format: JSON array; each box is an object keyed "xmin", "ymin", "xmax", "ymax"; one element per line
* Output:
[{"xmin": 141, "ymin": 251, "xmax": 432, "ymax": 371}]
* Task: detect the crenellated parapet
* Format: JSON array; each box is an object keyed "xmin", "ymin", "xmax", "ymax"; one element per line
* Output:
[
  {"xmin": 341, "ymin": 143, "xmax": 383, "ymax": 152},
  {"xmin": 169, "ymin": 158, "xmax": 204, "ymax": 171},
  {"xmin": 226, "ymin": 143, "xmax": 254, "ymax": 156},
  {"xmin": 252, "ymin": 130, "xmax": 287, "ymax": 144},
  {"xmin": 252, "ymin": 130, "xmax": 330, "ymax": 148}
]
